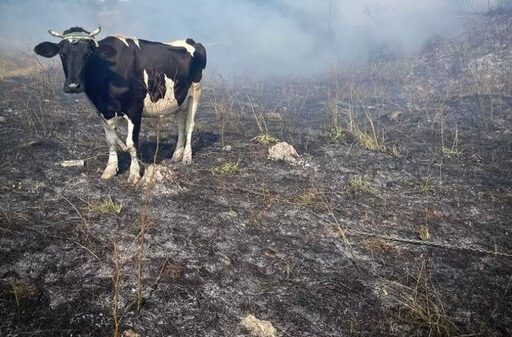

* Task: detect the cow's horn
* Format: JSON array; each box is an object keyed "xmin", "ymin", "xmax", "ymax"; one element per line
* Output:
[
  {"xmin": 89, "ymin": 26, "xmax": 101, "ymax": 38},
  {"xmin": 48, "ymin": 29, "xmax": 64, "ymax": 38}
]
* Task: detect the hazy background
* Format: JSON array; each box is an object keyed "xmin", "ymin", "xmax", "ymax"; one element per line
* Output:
[{"xmin": 0, "ymin": 0, "xmax": 500, "ymax": 77}]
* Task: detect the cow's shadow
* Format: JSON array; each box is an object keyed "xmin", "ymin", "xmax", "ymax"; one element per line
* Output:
[{"xmin": 117, "ymin": 131, "xmax": 218, "ymax": 173}]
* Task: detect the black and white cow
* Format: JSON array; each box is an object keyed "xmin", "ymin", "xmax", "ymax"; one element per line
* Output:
[{"xmin": 34, "ymin": 27, "xmax": 206, "ymax": 184}]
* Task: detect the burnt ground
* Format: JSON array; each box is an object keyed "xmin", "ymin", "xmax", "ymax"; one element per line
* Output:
[{"xmin": 1, "ymin": 15, "xmax": 512, "ymax": 337}]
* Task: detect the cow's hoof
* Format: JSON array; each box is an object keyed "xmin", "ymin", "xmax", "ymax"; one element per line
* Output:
[
  {"xmin": 101, "ymin": 166, "xmax": 118, "ymax": 180},
  {"xmin": 127, "ymin": 173, "xmax": 141, "ymax": 185},
  {"xmin": 182, "ymin": 153, "xmax": 193, "ymax": 165},
  {"xmin": 171, "ymin": 148, "xmax": 184, "ymax": 162}
]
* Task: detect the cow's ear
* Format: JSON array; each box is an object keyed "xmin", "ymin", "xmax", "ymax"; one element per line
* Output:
[
  {"xmin": 34, "ymin": 42, "xmax": 60, "ymax": 58},
  {"xmin": 95, "ymin": 44, "xmax": 117, "ymax": 58}
]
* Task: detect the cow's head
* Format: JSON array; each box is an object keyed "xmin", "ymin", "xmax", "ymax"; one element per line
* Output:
[{"xmin": 34, "ymin": 27, "xmax": 115, "ymax": 93}]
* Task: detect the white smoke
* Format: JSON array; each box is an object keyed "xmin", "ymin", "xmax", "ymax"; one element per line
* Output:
[{"xmin": 0, "ymin": 0, "xmax": 495, "ymax": 77}]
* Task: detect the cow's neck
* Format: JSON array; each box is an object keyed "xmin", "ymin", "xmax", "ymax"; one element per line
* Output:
[{"xmin": 83, "ymin": 53, "xmax": 113, "ymax": 115}]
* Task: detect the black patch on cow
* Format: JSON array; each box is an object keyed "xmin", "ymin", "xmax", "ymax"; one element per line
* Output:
[
  {"xmin": 96, "ymin": 44, "xmax": 117, "ymax": 58},
  {"xmin": 191, "ymin": 43, "xmax": 207, "ymax": 83}
]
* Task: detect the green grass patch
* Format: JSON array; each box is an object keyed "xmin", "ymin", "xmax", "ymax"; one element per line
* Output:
[
  {"xmin": 252, "ymin": 133, "xmax": 280, "ymax": 145},
  {"xmin": 211, "ymin": 161, "xmax": 240, "ymax": 175}
]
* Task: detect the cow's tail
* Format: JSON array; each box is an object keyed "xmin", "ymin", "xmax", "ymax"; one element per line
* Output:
[{"xmin": 186, "ymin": 38, "xmax": 207, "ymax": 83}]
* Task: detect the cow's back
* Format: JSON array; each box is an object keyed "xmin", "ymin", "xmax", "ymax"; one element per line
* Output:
[{"xmin": 84, "ymin": 36, "xmax": 205, "ymax": 117}]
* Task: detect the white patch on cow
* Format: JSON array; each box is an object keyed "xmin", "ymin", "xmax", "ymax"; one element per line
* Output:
[
  {"xmin": 170, "ymin": 109, "xmax": 187, "ymax": 162},
  {"xmin": 115, "ymin": 35, "xmax": 129, "ymax": 47},
  {"xmin": 101, "ymin": 149, "xmax": 119, "ymax": 180},
  {"xmin": 142, "ymin": 69, "xmax": 180, "ymax": 117},
  {"xmin": 140, "ymin": 68, "xmax": 200, "ymax": 165},
  {"xmin": 123, "ymin": 115, "xmax": 141, "ymax": 184},
  {"xmin": 123, "ymin": 115, "xmax": 135, "ymax": 149},
  {"xmin": 101, "ymin": 119, "xmax": 121, "ymax": 180},
  {"xmin": 114, "ymin": 34, "xmax": 141, "ymax": 49},
  {"xmin": 182, "ymin": 82, "xmax": 202, "ymax": 165},
  {"xmin": 165, "ymin": 40, "xmax": 195, "ymax": 56},
  {"xmin": 131, "ymin": 37, "xmax": 140, "ymax": 48}
]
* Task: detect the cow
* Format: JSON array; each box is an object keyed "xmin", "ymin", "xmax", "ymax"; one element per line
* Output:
[{"xmin": 34, "ymin": 26, "xmax": 207, "ymax": 184}]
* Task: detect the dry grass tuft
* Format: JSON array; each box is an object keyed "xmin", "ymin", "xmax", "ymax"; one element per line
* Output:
[
  {"xmin": 439, "ymin": 110, "xmax": 462, "ymax": 159},
  {"xmin": 363, "ymin": 239, "xmax": 396, "ymax": 253},
  {"xmin": 353, "ymin": 126, "xmax": 382, "ymax": 151},
  {"xmin": 347, "ymin": 175, "xmax": 383, "ymax": 199},
  {"xmin": 348, "ymin": 176, "xmax": 369, "ymax": 190},
  {"xmin": 419, "ymin": 179, "xmax": 436, "ymax": 194},
  {"xmin": 89, "ymin": 196, "xmax": 123, "ymax": 215},
  {"xmin": 348, "ymin": 176, "xmax": 372, "ymax": 193},
  {"xmin": 418, "ymin": 225, "xmax": 431, "ymax": 241},
  {"xmin": 386, "ymin": 144, "xmax": 401, "ymax": 158},
  {"xmin": 8, "ymin": 281, "xmax": 38, "ymax": 317},
  {"xmin": 295, "ymin": 190, "xmax": 319, "ymax": 205},
  {"xmin": 324, "ymin": 124, "xmax": 347, "ymax": 143},
  {"xmin": 293, "ymin": 189, "xmax": 328, "ymax": 212},
  {"xmin": 381, "ymin": 261, "xmax": 460, "ymax": 336},
  {"xmin": 246, "ymin": 94, "xmax": 278, "ymax": 146},
  {"xmin": 441, "ymin": 146, "xmax": 462, "ymax": 158}
]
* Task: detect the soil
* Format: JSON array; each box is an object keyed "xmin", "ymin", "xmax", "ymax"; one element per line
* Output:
[{"xmin": 1, "ymin": 14, "xmax": 512, "ymax": 337}]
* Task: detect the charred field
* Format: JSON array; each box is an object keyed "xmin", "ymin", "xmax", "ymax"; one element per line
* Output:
[{"xmin": 1, "ymin": 13, "xmax": 512, "ymax": 337}]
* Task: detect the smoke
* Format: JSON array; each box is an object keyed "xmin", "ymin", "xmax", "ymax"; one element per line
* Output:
[{"xmin": 0, "ymin": 0, "xmax": 493, "ymax": 77}]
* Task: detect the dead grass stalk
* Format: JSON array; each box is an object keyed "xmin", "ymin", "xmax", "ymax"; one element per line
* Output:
[
  {"xmin": 112, "ymin": 240, "xmax": 121, "ymax": 337},
  {"xmin": 381, "ymin": 260, "xmax": 460, "ymax": 336}
]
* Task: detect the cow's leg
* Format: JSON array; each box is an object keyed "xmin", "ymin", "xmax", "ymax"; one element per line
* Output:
[
  {"xmin": 182, "ymin": 82, "xmax": 201, "ymax": 165},
  {"xmin": 101, "ymin": 123, "xmax": 119, "ymax": 180},
  {"xmin": 171, "ymin": 108, "xmax": 187, "ymax": 162},
  {"xmin": 124, "ymin": 113, "xmax": 142, "ymax": 184}
]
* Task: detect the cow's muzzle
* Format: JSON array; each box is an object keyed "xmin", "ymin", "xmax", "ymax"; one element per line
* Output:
[{"xmin": 64, "ymin": 82, "xmax": 83, "ymax": 93}]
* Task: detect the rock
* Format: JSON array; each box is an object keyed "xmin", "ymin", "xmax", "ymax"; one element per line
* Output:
[
  {"xmin": 240, "ymin": 314, "xmax": 278, "ymax": 337},
  {"xmin": 263, "ymin": 112, "xmax": 282, "ymax": 120},
  {"xmin": 122, "ymin": 330, "xmax": 140, "ymax": 337},
  {"xmin": 388, "ymin": 111, "xmax": 403, "ymax": 120},
  {"xmin": 222, "ymin": 145, "xmax": 232, "ymax": 152},
  {"xmin": 243, "ymin": 101, "xmax": 260, "ymax": 109},
  {"xmin": 268, "ymin": 142, "xmax": 300, "ymax": 165}
]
